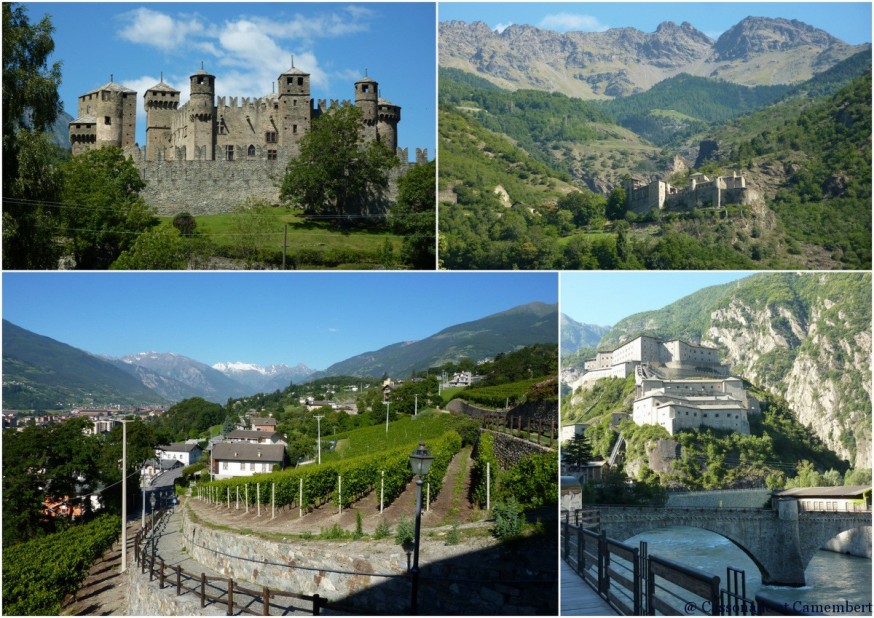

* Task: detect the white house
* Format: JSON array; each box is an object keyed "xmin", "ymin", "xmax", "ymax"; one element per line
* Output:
[
  {"xmin": 155, "ymin": 442, "xmax": 203, "ymax": 467},
  {"xmin": 210, "ymin": 443, "xmax": 286, "ymax": 480},
  {"xmin": 225, "ymin": 429, "xmax": 285, "ymax": 444}
]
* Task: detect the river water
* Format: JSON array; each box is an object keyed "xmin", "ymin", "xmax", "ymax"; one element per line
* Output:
[{"xmin": 627, "ymin": 527, "xmax": 872, "ymax": 615}]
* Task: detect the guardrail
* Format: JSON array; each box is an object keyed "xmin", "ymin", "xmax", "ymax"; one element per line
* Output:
[
  {"xmin": 134, "ymin": 515, "xmax": 326, "ymax": 616},
  {"xmin": 560, "ymin": 517, "xmax": 816, "ymax": 616}
]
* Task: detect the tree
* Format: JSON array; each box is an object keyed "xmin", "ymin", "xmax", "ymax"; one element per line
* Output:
[
  {"xmin": 562, "ymin": 432, "xmax": 592, "ymax": 469},
  {"xmin": 172, "ymin": 212, "xmax": 197, "ymax": 236},
  {"xmin": 390, "ymin": 160, "xmax": 436, "ymax": 269},
  {"xmin": 111, "ymin": 226, "xmax": 187, "ymax": 270},
  {"xmin": 280, "ymin": 104, "xmax": 399, "ymax": 226},
  {"xmin": 605, "ymin": 187, "xmax": 627, "ymax": 220},
  {"xmin": 59, "ymin": 147, "xmax": 158, "ymax": 268},
  {"xmin": 228, "ymin": 198, "xmax": 276, "ymax": 268},
  {"xmin": 2, "ymin": 3, "xmax": 64, "ymax": 268}
]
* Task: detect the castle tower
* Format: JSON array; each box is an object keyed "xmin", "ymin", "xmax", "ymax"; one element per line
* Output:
[
  {"xmin": 187, "ymin": 67, "xmax": 216, "ymax": 160},
  {"xmin": 354, "ymin": 74, "xmax": 379, "ymax": 143},
  {"xmin": 376, "ymin": 98, "xmax": 401, "ymax": 154},
  {"xmin": 144, "ymin": 78, "xmax": 180, "ymax": 161},
  {"xmin": 278, "ymin": 62, "xmax": 311, "ymax": 150},
  {"xmin": 69, "ymin": 77, "xmax": 136, "ymax": 155}
]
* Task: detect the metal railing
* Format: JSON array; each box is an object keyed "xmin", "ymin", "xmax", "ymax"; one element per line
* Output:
[
  {"xmin": 560, "ymin": 518, "xmax": 816, "ymax": 616},
  {"xmin": 134, "ymin": 517, "xmax": 326, "ymax": 616}
]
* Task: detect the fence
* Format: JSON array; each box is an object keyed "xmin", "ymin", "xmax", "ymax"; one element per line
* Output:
[
  {"xmin": 481, "ymin": 412, "xmax": 557, "ymax": 447},
  {"xmin": 134, "ymin": 513, "xmax": 327, "ymax": 616},
  {"xmin": 560, "ymin": 515, "xmax": 815, "ymax": 616}
]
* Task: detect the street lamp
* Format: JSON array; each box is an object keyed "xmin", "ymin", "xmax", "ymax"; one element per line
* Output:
[
  {"xmin": 149, "ymin": 492, "xmax": 156, "ymax": 527},
  {"xmin": 408, "ymin": 441, "xmax": 434, "ymax": 615}
]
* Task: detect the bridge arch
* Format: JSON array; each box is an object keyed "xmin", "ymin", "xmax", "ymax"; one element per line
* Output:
[
  {"xmin": 797, "ymin": 516, "xmax": 872, "ymax": 570},
  {"xmin": 621, "ymin": 522, "xmax": 770, "ymax": 582}
]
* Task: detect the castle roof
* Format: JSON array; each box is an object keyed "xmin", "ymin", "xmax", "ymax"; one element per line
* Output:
[
  {"xmin": 378, "ymin": 97, "xmax": 399, "ymax": 107},
  {"xmin": 356, "ymin": 75, "xmax": 377, "ymax": 83},
  {"xmin": 70, "ymin": 115, "xmax": 97, "ymax": 125},
  {"xmin": 281, "ymin": 65, "xmax": 309, "ymax": 76},
  {"xmin": 147, "ymin": 81, "xmax": 180, "ymax": 93},
  {"xmin": 83, "ymin": 81, "xmax": 136, "ymax": 96}
]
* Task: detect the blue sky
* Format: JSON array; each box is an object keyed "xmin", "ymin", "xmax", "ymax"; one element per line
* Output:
[
  {"xmin": 439, "ymin": 2, "xmax": 872, "ymax": 45},
  {"xmin": 2, "ymin": 272, "xmax": 557, "ymax": 369},
  {"xmin": 30, "ymin": 2, "xmax": 436, "ymax": 159},
  {"xmin": 561, "ymin": 272, "xmax": 751, "ymax": 327}
]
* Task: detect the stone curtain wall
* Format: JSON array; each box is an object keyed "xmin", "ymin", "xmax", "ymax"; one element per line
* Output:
[
  {"xmin": 137, "ymin": 159, "xmax": 288, "ymax": 215},
  {"xmin": 134, "ymin": 152, "xmax": 424, "ymax": 216}
]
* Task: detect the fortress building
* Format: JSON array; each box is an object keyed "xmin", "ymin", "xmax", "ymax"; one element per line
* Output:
[
  {"xmin": 69, "ymin": 65, "xmax": 421, "ymax": 215},
  {"xmin": 581, "ymin": 335, "xmax": 756, "ymax": 435},
  {"xmin": 624, "ymin": 172, "xmax": 751, "ymax": 214}
]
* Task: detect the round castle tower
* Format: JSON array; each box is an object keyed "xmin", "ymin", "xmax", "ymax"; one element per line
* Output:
[
  {"xmin": 354, "ymin": 74, "xmax": 379, "ymax": 143},
  {"xmin": 187, "ymin": 67, "xmax": 216, "ymax": 160},
  {"xmin": 377, "ymin": 98, "xmax": 401, "ymax": 154},
  {"xmin": 278, "ymin": 63, "xmax": 311, "ymax": 149},
  {"xmin": 144, "ymin": 79, "xmax": 180, "ymax": 161}
]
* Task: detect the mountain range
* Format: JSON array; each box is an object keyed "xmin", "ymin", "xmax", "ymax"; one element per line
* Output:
[
  {"xmin": 560, "ymin": 314, "xmax": 609, "ymax": 356},
  {"xmin": 439, "ymin": 17, "xmax": 869, "ymax": 99},
  {"xmin": 562, "ymin": 273, "xmax": 871, "ymax": 469},
  {"xmin": 2, "ymin": 301, "xmax": 558, "ymax": 408}
]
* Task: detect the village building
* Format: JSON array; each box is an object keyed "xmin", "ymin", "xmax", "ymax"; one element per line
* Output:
[
  {"xmin": 155, "ymin": 442, "xmax": 203, "ymax": 467},
  {"xmin": 210, "ymin": 443, "xmax": 287, "ymax": 480},
  {"xmin": 225, "ymin": 429, "xmax": 285, "ymax": 445}
]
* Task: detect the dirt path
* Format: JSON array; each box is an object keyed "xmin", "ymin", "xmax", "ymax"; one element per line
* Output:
[
  {"xmin": 189, "ymin": 448, "xmax": 484, "ymax": 536},
  {"xmin": 61, "ymin": 521, "xmax": 141, "ymax": 616}
]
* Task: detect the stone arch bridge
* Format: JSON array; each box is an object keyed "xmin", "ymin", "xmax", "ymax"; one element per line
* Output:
[{"xmin": 596, "ymin": 502, "xmax": 871, "ymax": 586}]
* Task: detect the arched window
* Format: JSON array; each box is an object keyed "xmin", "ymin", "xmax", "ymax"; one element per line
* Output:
[{"xmin": 247, "ymin": 145, "xmax": 256, "ymax": 158}]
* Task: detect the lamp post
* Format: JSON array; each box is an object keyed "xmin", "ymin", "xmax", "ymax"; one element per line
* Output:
[
  {"xmin": 150, "ymin": 492, "xmax": 156, "ymax": 528},
  {"xmin": 408, "ymin": 441, "xmax": 434, "ymax": 615},
  {"xmin": 120, "ymin": 419, "xmax": 127, "ymax": 574},
  {"xmin": 384, "ymin": 401, "xmax": 390, "ymax": 433}
]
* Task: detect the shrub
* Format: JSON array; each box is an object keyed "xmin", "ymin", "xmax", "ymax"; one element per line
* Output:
[
  {"xmin": 446, "ymin": 523, "xmax": 460, "ymax": 545},
  {"xmin": 373, "ymin": 519, "xmax": 391, "ymax": 540},
  {"xmin": 394, "ymin": 514, "xmax": 414, "ymax": 546},
  {"xmin": 492, "ymin": 498, "xmax": 524, "ymax": 540}
]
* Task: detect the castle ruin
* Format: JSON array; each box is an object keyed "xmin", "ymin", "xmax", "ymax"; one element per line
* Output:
[
  {"xmin": 623, "ymin": 171, "xmax": 751, "ymax": 214},
  {"xmin": 69, "ymin": 65, "xmax": 425, "ymax": 215}
]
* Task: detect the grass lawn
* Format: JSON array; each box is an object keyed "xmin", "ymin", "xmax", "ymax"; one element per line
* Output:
[{"xmin": 158, "ymin": 207, "xmax": 405, "ymax": 267}]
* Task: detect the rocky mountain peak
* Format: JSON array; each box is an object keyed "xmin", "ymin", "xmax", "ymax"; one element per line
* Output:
[{"xmin": 713, "ymin": 16, "xmax": 842, "ymax": 61}]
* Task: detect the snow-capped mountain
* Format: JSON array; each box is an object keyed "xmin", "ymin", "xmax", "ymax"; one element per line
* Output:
[{"xmin": 212, "ymin": 362, "xmax": 315, "ymax": 393}]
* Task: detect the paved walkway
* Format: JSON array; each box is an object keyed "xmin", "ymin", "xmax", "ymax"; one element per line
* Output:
[{"xmin": 561, "ymin": 559, "xmax": 618, "ymax": 616}]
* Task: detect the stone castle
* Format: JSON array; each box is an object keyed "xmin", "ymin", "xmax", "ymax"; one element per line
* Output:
[
  {"xmin": 583, "ymin": 335, "xmax": 756, "ymax": 435},
  {"xmin": 69, "ymin": 65, "xmax": 426, "ymax": 215},
  {"xmin": 623, "ymin": 171, "xmax": 752, "ymax": 214}
]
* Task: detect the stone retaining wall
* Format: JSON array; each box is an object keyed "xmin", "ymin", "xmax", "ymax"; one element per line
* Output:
[
  {"xmin": 491, "ymin": 432, "xmax": 553, "ymax": 469},
  {"xmin": 180, "ymin": 508, "xmax": 556, "ymax": 614},
  {"xmin": 128, "ymin": 558, "xmax": 226, "ymax": 616}
]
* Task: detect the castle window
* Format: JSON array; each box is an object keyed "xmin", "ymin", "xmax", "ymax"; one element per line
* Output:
[
  {"xmin": 287, "ymin": 77, "xmax": 292, "ymax": 85},
  {"xmin": 293, "ymin": 100, "xmax": 297, "ymax": 106},
  {"xmin": 265, "ymin": 131, "xmax": 277, "ymax": 144},
  {"xmin": 292, "ymin": 124, "xmax": 297, "ymax": 134},
  {"xmin": 267, "ymin": 150, "xmax": 277, "ymax": 161},
  {"xmin": 247, "ymin": 145, "xmax": 256, "ymax": 158},
  {"xmin": 219, "ymin": 123, "xmax": 227, "ymax": 135},
  {"xmin": 226, "ymin": 145, "xmax": 235, "ymax": 161},
  {"xmin": 104, "ymin": 116, "xmax": 111, "ymax": 125},
  {"xmin": 297, "ymin": 77, "xmax": 303, "ymax": 86},
  {"xmin": 362, "ymin": 85, "xmax": 369, "ymax": 93}
]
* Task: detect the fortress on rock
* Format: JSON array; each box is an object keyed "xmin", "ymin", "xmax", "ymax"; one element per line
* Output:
[
  {"xmin": 69, "ymin": 65, "xmax": 424, "ymax": 215},
  {"xmin": 583, "ymin": 335, "xmax": 756, "ymax": 435}
]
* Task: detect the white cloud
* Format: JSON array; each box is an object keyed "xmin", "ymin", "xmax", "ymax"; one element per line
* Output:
[
  {"xmin": 117, "ymin": 8, "xmax": 203, "ymax": 51},
  {"xmin": 538, "ymin": 13, "xmax": 609, "ymax": 33},
  {"xmin": 494, "ymin": 22, "xmax": 513, "ymax": 34},
  {"xmin": 114, "ymin": 7, "xmax": 369, "ymax": 95}
]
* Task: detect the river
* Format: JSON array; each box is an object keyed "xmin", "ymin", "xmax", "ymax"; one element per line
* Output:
[{"xmin": 627, "ymin": 527, "xmax": 872, "ymax": 615}]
